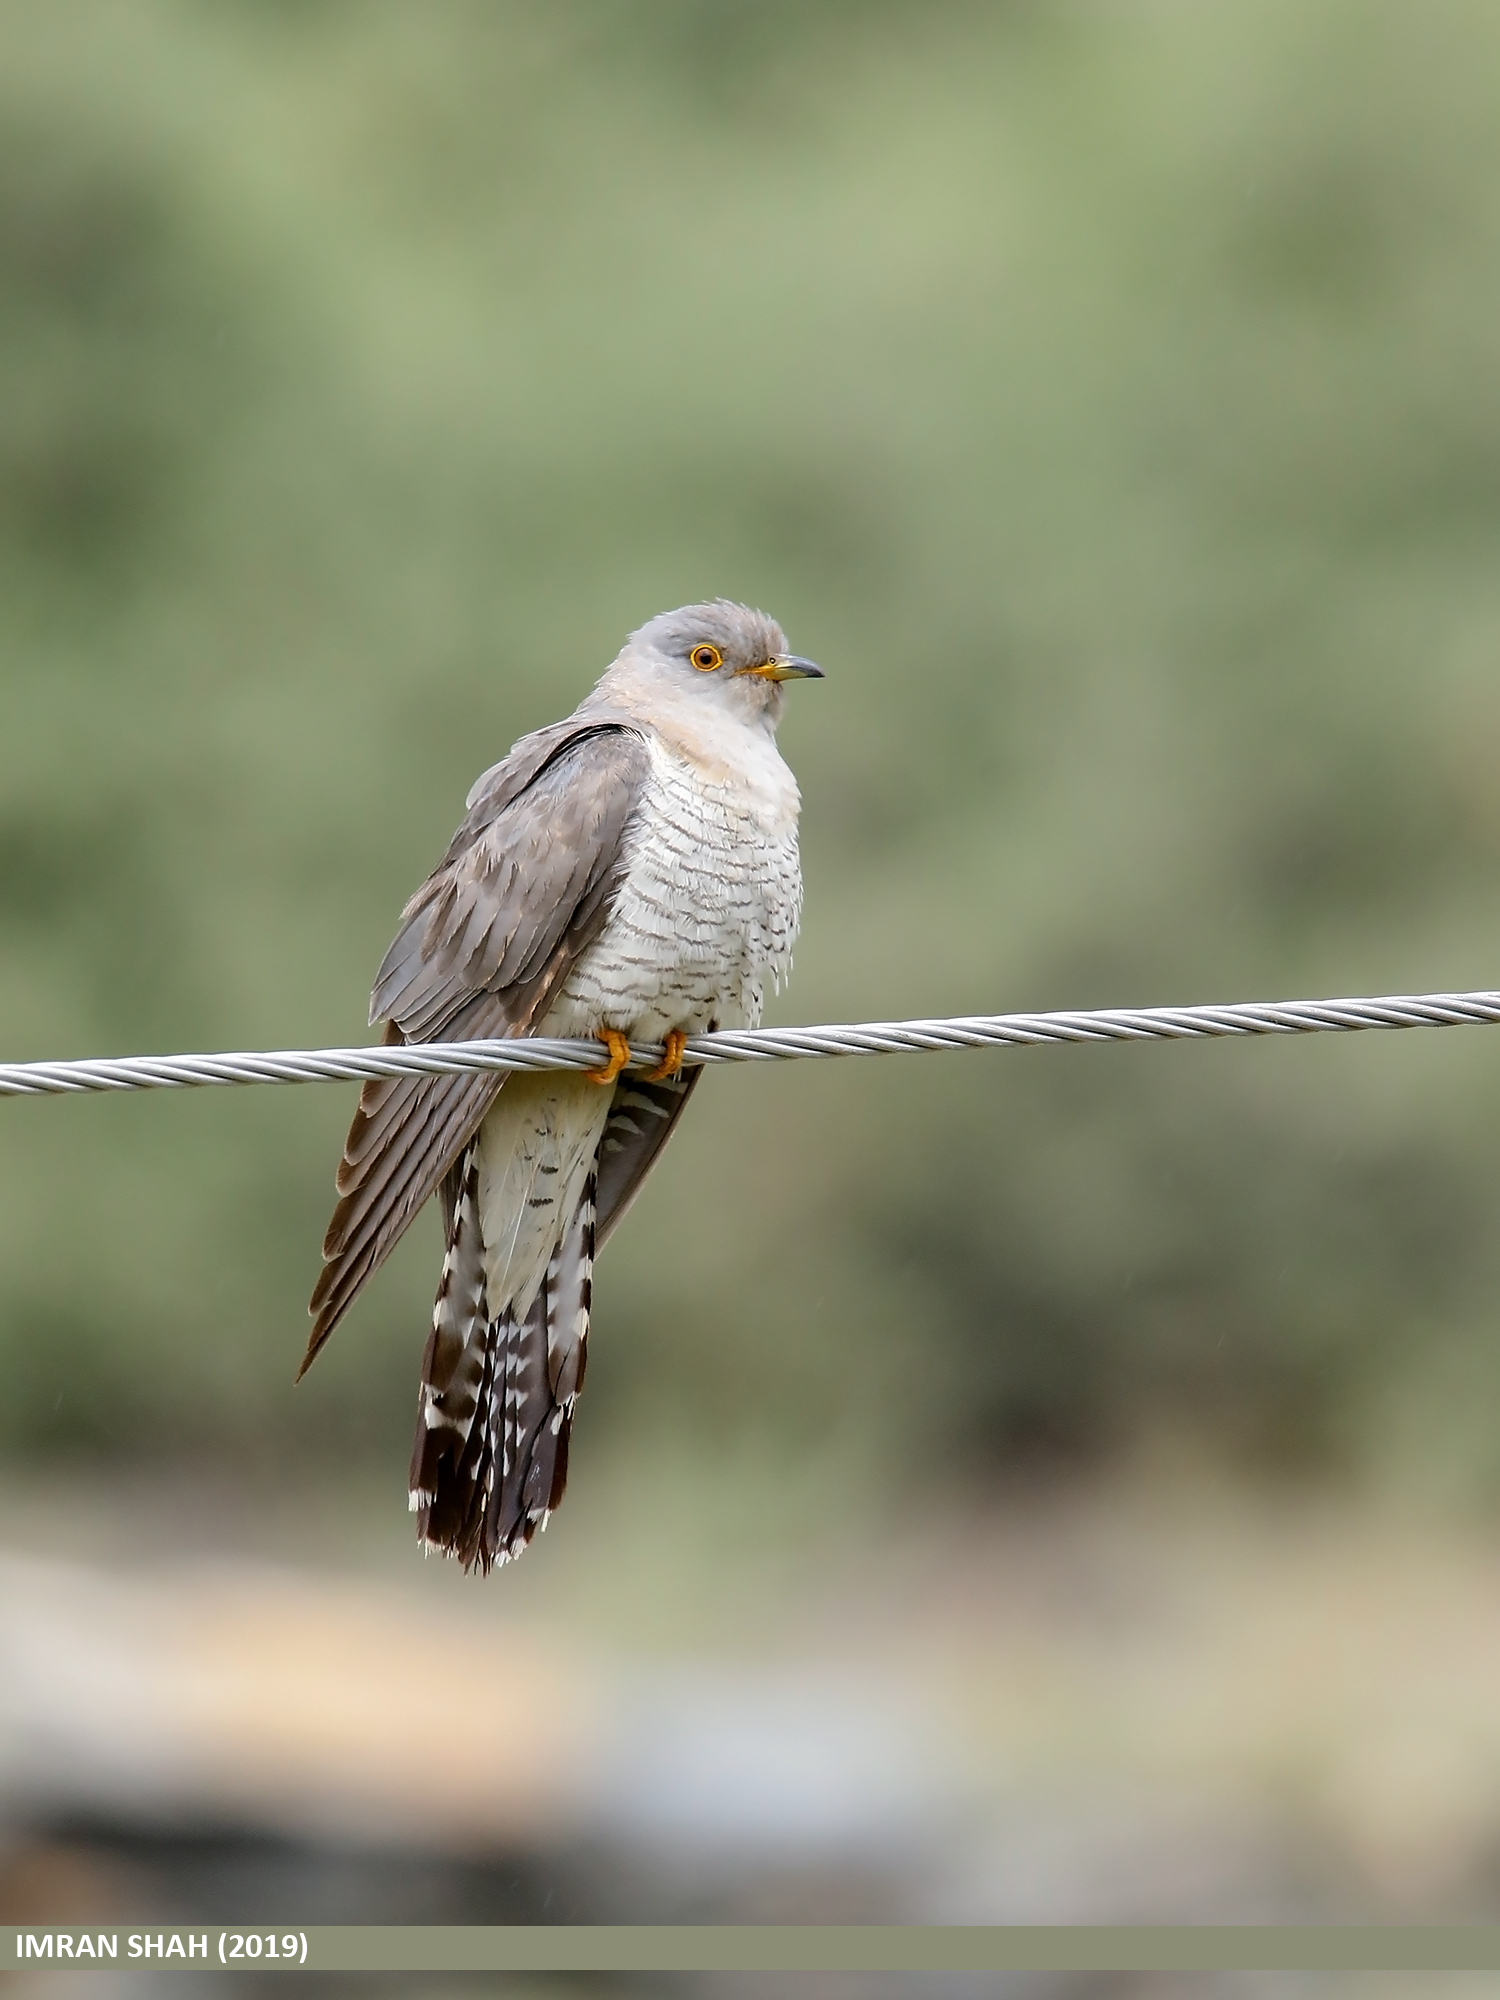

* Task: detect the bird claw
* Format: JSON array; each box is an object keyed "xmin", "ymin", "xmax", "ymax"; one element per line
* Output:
[
  {"xmin": 585, "ymin": 1028, "xmax": 631, "ymax": 1085},
  {"xmin": 644, "ymin": 1029, "xmax": 687, "ymax": 1082}
]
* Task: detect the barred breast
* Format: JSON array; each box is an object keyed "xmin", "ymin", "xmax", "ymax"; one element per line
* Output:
[{"xmin": 546, "ymin": 728, "xmax": 803, "ymax": 1040}]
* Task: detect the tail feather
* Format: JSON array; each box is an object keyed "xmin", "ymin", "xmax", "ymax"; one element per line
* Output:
[
  {"xmin": 413, "ymin": 1167, "xmax": 596, "ymax": 1571},
  {"xmin": 408, "ymin": 1145, "xmax": 488, "ymax": 1519}
]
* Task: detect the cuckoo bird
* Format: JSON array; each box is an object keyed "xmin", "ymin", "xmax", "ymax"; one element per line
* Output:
[{"xmin": 305, "ymin": 602, "xmax": 822, "ymax": 1570}]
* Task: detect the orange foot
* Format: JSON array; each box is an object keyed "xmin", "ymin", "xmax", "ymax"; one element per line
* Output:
[
  {"xmin": 586, "ymin": 1027, "xmax": 631, "ymax": 1085},
  {"xmin": 645, "ymin": 1029, "xmax": 688, "ymax": 1082}
]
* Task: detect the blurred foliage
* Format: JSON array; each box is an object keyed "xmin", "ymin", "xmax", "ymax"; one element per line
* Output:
[{"xmin": 4, "ymin": 0, "xmax": 1500, "ymax": 1507}]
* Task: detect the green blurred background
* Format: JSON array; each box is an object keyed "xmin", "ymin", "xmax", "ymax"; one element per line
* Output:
[{"xmin": 5, "ymin": 0, "xmax": 1500, "ymax": 1517}]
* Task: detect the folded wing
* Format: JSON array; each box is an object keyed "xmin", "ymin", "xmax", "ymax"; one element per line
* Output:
[{"xmin": 304, "ymin": 718, "xmax": 650, "ymax": 1371}]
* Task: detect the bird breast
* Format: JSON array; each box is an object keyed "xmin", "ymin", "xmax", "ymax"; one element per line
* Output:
[{"xmin": 546, "ymin": 728, "xmax": 803, "ymax": 1040}]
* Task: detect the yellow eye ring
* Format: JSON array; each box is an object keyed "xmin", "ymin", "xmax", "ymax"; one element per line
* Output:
[{"xmin": 690, "ymin": 643, "xmax": 723, "ymax": 671}]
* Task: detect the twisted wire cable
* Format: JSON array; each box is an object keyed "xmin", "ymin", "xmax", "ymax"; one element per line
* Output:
[{"xmin": 2, "ymin": 990, "xmax": 1500, "ymax": 1098}]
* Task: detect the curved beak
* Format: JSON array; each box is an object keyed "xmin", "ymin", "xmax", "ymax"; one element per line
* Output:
[{"xmin": 737, "ymin": 654, "xmax": 825, "ymax": 682}]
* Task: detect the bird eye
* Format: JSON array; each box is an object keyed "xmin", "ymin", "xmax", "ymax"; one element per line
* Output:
[{"xmin": 690, "ymin": 644, "xmax": 722, "ymax": 671}]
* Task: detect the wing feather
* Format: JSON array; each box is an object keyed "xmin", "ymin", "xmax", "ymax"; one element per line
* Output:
[
  {"xmin": 304, "ymin": 717, "xmax": 649, "ymax": 1371},
  {"xmin": 594, "ymin": 1067, "xmax": 702, "ymax": 1250}
]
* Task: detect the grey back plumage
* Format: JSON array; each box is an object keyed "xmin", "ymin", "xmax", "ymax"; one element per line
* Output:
[
  {"xmin": 304, "ymin": 718, "xmax": 650, "ymax": 1369},
  {"xmin": 370, "ymin": 715, "xmax": 648, "ymax": 1038}
]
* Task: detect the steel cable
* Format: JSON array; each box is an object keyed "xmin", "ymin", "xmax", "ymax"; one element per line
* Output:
[{"xmin": 2, "ymin": 989, "xmax": 1500, "ymax": 1097}]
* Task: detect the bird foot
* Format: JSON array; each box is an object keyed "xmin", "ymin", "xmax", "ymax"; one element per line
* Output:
[
  {"xmin": 645, "ymin": 1029, "xmax": 688, "ymax": 1082},
  {"xmin": 585, "ymin": 1027, "xmax": 631, "ymax": 1085}
]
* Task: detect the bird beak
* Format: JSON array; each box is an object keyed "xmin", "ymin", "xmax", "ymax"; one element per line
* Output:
[{"xmin": 737, "ymin": 654, "xmax": 825, "ymax": 682}]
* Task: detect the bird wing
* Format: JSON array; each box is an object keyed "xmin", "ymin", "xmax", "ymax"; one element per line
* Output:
[
  {"xmin": 305, "ymin": 717, "xmax": 650, "ymax": 1370},
  {"xmin": 594, "ymin": 1065, "xmax": 703, "ymax": 1249}
]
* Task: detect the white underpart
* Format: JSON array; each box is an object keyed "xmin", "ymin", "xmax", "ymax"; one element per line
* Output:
[
  {"xmin": 476, "ymin": 1075, "xmax": 610, "ymax": 1323},
  {"xmin": 548, "ymin": 724, "xmax": 803, "ymax": 1041},
  {"xmin": 476, "ymin": 688, "xmax": 804, "ymax": 1323}
]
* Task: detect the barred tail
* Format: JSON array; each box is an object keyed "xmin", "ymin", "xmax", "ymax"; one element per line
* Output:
[{"xmin": 411, "ymin": 1158, "xmax": 595, "ymax": 1572}]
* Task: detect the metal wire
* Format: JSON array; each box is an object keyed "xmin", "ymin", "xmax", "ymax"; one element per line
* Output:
[{"xmin": 2, "ymin": 990, "xmax": 1500, "ymax": 1098}]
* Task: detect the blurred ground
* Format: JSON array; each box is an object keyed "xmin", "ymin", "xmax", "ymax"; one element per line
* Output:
[{"xmin": 6, "ymin": 1461, "xmax": 1500, "ymax": 1939}]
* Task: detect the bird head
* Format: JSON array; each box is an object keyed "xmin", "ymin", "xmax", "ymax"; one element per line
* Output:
[{"xmin": 613, "ymin": 600, "xmax": 823, "ymax": 728}]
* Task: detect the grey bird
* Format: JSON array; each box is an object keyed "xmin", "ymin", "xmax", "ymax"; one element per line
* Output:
[{"xmin": 304, "ymin": 601, "xmax": 822, "ymax": 1570}]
